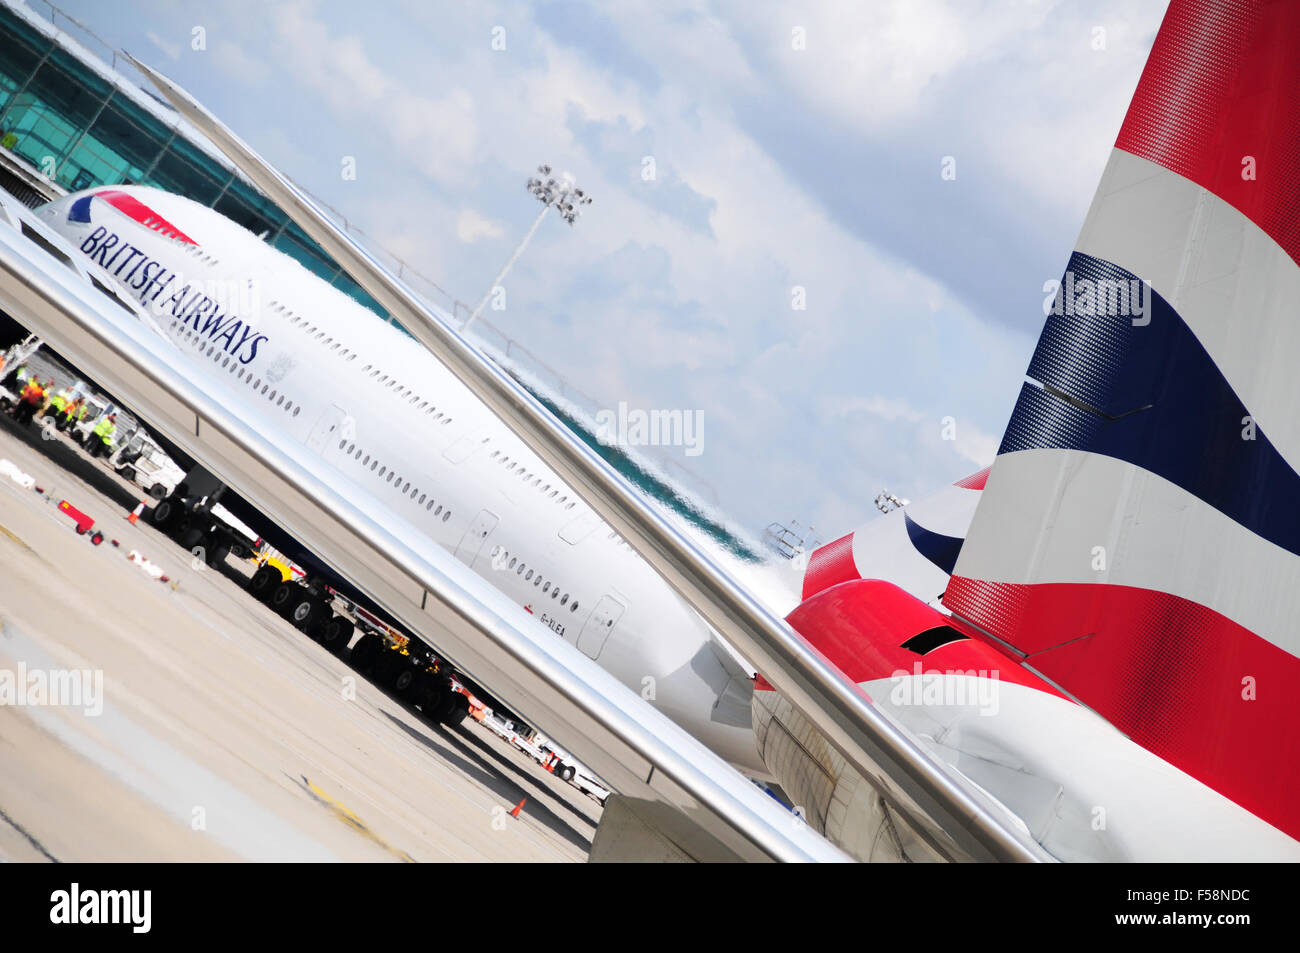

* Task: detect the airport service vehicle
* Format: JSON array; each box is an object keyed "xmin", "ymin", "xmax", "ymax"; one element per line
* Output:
[
  {"xmin": 30, "ymin": 0, "xmax": 1300, "ymax": 860},
  {"xmin": 535, "ymin": 734, "xmax": 610, "ymax": 803},
  {"xmin": 535, "ymin": 734, "xmax": 609, "ymax": 802},
  {"xmin": 110, "ymin": 425, "xmax": 185, "ymax": 499},
  {"xmin": 573, "ymin": 770, "xmax": 610, "ymax": 806},
  {"xmin": 0, "ymin": 333, "xmax": 41, "ymax": 405}
]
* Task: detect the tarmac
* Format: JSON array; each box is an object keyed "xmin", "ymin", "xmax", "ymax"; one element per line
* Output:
[{"xmin": 0, "ymin": 408, "xmax": 602, "ymax": 862}]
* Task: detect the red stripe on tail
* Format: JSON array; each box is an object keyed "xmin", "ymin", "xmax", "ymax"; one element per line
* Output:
[
  {"xmin": 1115, "ymin": 0, "xmax": 1300, "ymax": 265},
  {"xmin": 945, "ymin": 575, "xmax": 1300, "ymax": 840},
  {"xmin": 801, "ymin": 532, "xmax": 858, "ymax": 601}
]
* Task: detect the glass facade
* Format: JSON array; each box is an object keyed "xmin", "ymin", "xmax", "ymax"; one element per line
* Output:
[{"xmin": 0, "ymin": 5, "xmax": 387, "ymax": 322}]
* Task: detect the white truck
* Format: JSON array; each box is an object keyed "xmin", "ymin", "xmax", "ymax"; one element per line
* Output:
[
  {"xmin": 534, "ymin": 733, "xmax": 610, "ymax": 804},
  {"xmin": 110, "ymin": 426, "xmax": 186, "ymax": 500}
]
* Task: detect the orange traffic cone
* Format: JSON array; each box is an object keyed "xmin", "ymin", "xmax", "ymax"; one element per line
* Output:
[
  {"xmin": 126, "ymin": 501, "xmax": 145, "ymax": 524},
  {"xmin": 509, "ymin": 797, "xmax": 526, "ymax": 819}
]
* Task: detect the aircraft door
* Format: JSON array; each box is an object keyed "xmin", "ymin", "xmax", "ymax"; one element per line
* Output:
[
  {"xmin": 306, "ymin": 404, "xmax": 348, "ymax": 455},
  {"xmin": 455, "ymin": 508, "xmax": 499, "ymax": 566},
  {"xmin": 576, "ymin": 594, "xmax": 627, "ymax": 660}
]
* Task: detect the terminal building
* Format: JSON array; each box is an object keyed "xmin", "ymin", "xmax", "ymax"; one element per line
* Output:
[{"xmin": 0, "ymin": 0, "xmax": 388, "ymax": 320}]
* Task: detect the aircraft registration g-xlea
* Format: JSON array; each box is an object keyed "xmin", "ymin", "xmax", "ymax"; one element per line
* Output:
[{"xmin": 26, "ymin": 0, "xmax": 1300, "ymax": 861}]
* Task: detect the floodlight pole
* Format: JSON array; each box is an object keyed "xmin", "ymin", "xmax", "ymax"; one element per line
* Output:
[{"xmin": 462, "ymin": 164, "xmax": 592, "ymax": 332}]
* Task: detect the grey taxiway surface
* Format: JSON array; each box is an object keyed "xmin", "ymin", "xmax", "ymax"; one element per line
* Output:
[{"xmin": 0, "ymin": 412, "xmax": 601, "ymax": 862}]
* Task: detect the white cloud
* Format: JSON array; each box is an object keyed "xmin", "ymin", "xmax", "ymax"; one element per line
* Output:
[
  {"xmin": 456, "ymin": 208, "xmax": 506, "ymax": 244},
  {"xmin": 145, "ymin": 29, "xmax": 181, "ymax": 62},
  {"xmin": 212, "ymin": 40, "xmax": 271, "ymax": 85},
  {"xmin": 266, "ymin": 0, "xmax": 479, "ymax": 186}
]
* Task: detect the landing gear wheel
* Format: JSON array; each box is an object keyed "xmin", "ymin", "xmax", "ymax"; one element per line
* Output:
[
  {"xmin": 289, "ymin": 594, "xmax": 328, "ymax": 633},
  {"xmin": 269, "ymin": 582, "xmax": 299, "ymax": 618},
  {"xmin": 318, "ymin": 615, "xmax": 354, "ymax": 654},
  {"xmin": 416, "ymin": 684, "xmax": 445, "ymax": 713},
  {"xmin": 205, "ymin": 540, "xmax": 231, "ymax": 568},
  {"xmin": 151, "ymin": 497, "xmax": 180, "ymax": 530},
  {"xmin": 179, "ymin": 523, "xmax": 206, "ymax": 551},
  {"xmin": 370, "ymin": 646, "xmax": 400, "ymax": 683},
  {"xmin": 393, "ymin": 667, "xmax": 416, "ymax": 695},
  {"xmin": 248, "ymin": 565, "xmax": 281, "ymax": 602},
  {"xmin": 439, "ymin": 694, "xmax": 469, "ymax": 728},
  {"xmin": 349, "ymin": 634, "xmax": 380, "ymax": 673}
]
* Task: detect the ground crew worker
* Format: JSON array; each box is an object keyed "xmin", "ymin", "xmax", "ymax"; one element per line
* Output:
[
  {"xmin": 45, "ymin": 387, "xmax": 69, "ymax": 420},
  {"xmin": 60, "ymin": 396, "xmax": 82, "ymax": 432},
  {"xmin": 13, "ymin": 376, "xmax": 44, "ymax": 426},
  {"xmin": 1, "ymin": 361, "xmax": 27, "ymax": 394},
  {"xmin": 90, "ymin": 412, "xmax": 117, "ymax": 458},
  {"xmin": 37, "ymin": 378, "xmax": 55, "ymax": 414}
]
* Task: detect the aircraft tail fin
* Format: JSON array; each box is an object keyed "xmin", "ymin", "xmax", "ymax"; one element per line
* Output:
[{"xmin": 944, "ymin": 0, "xmax": 1300, "ymax": 839}]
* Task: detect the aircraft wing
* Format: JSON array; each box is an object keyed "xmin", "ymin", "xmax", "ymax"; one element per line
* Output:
[{"xmin": 0, "ymin": 199, "xmax": 849, "ymax": 863}]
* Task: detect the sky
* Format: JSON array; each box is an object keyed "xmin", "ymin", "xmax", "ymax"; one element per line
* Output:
[{"xmin": 45, "ymin": 0, "xmax": 1169, "ymax": 541}]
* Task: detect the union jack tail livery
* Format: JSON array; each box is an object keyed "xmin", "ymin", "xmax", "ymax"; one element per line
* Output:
[
  {"xmin": 758, "ymin": 0, "xmax": 1300, "ymax": 861},
  {"xmin": 945, "ymin": 0, "xmax": 1300, "ymax": 843}
]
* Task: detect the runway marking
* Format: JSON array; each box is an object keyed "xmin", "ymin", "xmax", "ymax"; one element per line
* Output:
[
  {"xmin": 295, "ymin": 775, "xmax": 415, "ymax": 862},
  {"xmin": 0, "ymin": 522, "xmax": 29, "ymax": 549},
  {"xmin": 0, "ymin": 803, "xmax": 59, "ymax": 862}
]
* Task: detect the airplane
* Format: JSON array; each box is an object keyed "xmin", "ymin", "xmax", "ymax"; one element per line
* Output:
[
  {"xmin": 0, "ymin": 178, "xmax": 841, "ymax": 864},
  {"xmin": 16, "ymin": 0, "xmax": 1297, "ymax": 861},
  {"xmin": 32, "ymin": 184, "xmax": 766, "ymax": 777}
]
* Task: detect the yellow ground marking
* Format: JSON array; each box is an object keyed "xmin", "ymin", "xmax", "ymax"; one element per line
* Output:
[
  {"xmin": 0, "ymin": 523, "xmax": 30, "ymax": 549},
  {"xmin": 296, "ymin": 775, "xmax": 415, "ymax": 862}
]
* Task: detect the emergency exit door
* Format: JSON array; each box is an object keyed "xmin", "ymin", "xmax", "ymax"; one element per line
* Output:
[
  {"xmin": 455, "ymin": 509, "xmax": 499, "ymax": 566},
  {"xmin": 306, "ymin": 404, "xmax": 349, "ymax": 455},
  {"xmin": 576, "ymin": 594, "xmax": 627, "ymax": 660}
]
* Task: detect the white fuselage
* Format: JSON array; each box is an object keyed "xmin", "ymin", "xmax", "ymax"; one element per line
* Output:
[{"xmin": 39, "ymin": 186, "xmax": 762, "ymax": 774}]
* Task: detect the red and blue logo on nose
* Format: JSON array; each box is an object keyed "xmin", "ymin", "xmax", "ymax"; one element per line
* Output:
[{"xmin": 67, "ymin": 189, "xmax": 197, "ymax": 246}]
